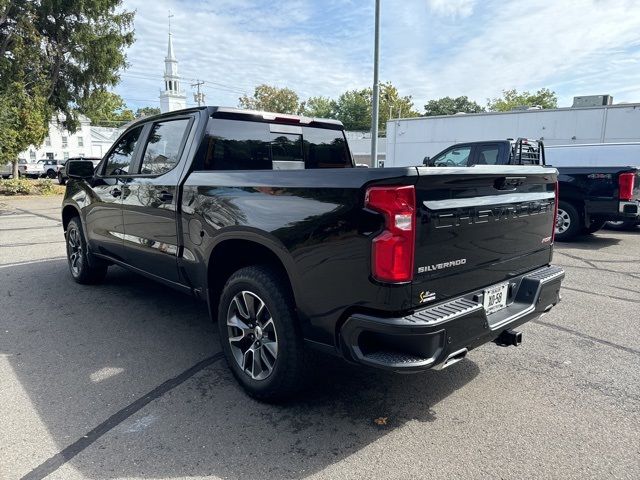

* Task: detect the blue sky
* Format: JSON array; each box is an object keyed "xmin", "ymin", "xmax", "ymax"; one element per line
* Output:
[{"xmin": 115, "ymin": 0, "xmax": 640, "ymax": 112}]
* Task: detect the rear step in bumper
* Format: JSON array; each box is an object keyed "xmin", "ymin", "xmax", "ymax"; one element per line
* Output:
[{"xmin": 340, "ymin": 265, "xmax": 564, "ymax": 372}]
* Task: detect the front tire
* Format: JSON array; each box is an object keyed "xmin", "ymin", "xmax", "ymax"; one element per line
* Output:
[
  {"xmin": 555, "ymin": 201, "xmax": 583, "ymax": 241},
  {"xmin": 58, "ymin": 172, "xmax": 66, "ymax": 185},
  {"xmin": 218, "ymin": 265, "xmax": 305, "ymax": 402},
  {"xmin": 66, "ymin": 217, "xmax": 108, "ymax": 284},
  {"xmin": 46, "ymin": 169, "xmax": 56, "ymax": 179}
]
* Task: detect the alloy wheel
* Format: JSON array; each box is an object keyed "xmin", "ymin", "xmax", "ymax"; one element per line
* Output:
[
  {"xmin": 227, "ymin": 291, "xmax": 278, "ymax": 381},
  {"xmin": 555, "ymin": 208, "xmax": 571, "ymax": 234},
  {"xmin": 67, "ymin": 227, "xmax": 83, "ymax": 276}
]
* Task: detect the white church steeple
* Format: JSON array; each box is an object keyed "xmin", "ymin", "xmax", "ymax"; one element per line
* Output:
[{"xmin": 159, "ymin": 12, "xmax": 186, "ymax": 113}]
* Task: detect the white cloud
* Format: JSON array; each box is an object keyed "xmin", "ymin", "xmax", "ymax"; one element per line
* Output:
[
  {"xmin": 116, "ymin": 0, "xmax": 640, "ymax": 113},
  {"xmin": 385, "ymin": 0, "xmax": 640, "ymax": 107},
  {"xmin": 426, "ymin": 0, "xmax": 477, "ymax": 17}
]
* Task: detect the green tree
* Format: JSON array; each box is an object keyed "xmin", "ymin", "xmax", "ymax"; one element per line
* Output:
[
  {"xmin": 487, "ymin": 88, "xmax": 558, "ymax": 112},
  {"xmin": 239, "ymin": 84, "xmax": 301, "ymax": 114},
  {"xmin": 424, "ymin": 96, "xmax": 485, "ymax": 116},
  {"xmin": 335, "ymin": 88, "xmax": 371, "ymax": 130},
  {"xmin": 335, "ymin": 82, "xmax": 419, "ymax": 131},
  {"xmin": 0, "ymin": 83, "xmax": 49, "ymax": 177},
  {"xmin": 135, "ymin": 106, "xmax": 161, "ymax": 118},
  {"xmin": 0, "ymin": 0, "xmax": 134, "ymax": 172},
  {"xmin": 379, "ymin": 82, "xmax": 420, "ymax": 126},
  {"xmin": 78, "ymin": 90, "xmax": 134, "ymax": 126},
  {"xmin": 301, "ymin": 96, "xmax": 337, "ymax": 119}
]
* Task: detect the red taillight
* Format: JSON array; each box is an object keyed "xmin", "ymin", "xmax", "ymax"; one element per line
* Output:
[
  {"xmin": 552, "ymin": 180, "xmax": 559, "ymax": 244},
  {"xmin": 619, "ymin": 173, "xmax": 635, "ymax": 201},
  {"xmin": 365, "ymin": 185, "xmax": 415, "ymax": 283}
]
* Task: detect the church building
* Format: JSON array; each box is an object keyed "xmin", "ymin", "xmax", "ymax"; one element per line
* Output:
[{"xmin": 159, "ymin": 31, "xmax": 187, "ymax": 113}]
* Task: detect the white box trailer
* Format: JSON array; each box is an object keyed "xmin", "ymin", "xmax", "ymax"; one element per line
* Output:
[
  {"xmin": 545, "ymin": 142, "xmax": 640, "ymax": 167},
  {"xmin": 385, "ymin": 103, "xmax": 640, "ymax": 167}
]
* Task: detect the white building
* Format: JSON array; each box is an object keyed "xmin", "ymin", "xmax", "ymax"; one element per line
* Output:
[
  {"xmin": 159, "ymin": 31, "xmax": 186, "ymax": 113},
  {"xmin": 20, "ymin": 115, "xmax": 96, "ymax": 162}
]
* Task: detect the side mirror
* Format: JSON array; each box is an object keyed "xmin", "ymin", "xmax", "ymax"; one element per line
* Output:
[
  {"xmin": 66, "ymin": 160, "xmax": 95, "ymax": 179},
  {"xmin": 422, "ymin": 156, "xmax": 431, "ymax": 166}
]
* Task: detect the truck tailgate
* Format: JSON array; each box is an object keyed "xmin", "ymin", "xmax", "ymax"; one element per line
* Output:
[{"xmin": 411, "ymin": 165, "xmax": 557, "ymax": 307}]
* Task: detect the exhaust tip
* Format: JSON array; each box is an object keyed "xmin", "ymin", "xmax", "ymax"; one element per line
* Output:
[{"xmin": 434, "ymin": 348, "xmax": 468, "ymax": 370}]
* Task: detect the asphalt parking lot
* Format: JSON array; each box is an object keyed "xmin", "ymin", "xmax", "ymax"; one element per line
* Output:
[{"xmin": 1, "ymin": 195, "xmax": 639, "ymax": 480}]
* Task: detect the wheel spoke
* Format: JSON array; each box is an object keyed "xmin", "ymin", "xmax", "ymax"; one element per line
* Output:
[
  {"xmin": 243, "ymin": 291, "xmax": 257, "ymax": 319},
  {"xmin": 262, "ymin": 339, "xmax": 277, "ymax": 359},
  {"xmin": 251, "ymin": 346, "xmax": 262, "ymax": 378},
  {"xmin": 260, "ymin": 347, "xmax": 274, "ymax": 373},
  {"xmin": 233, "ymin": 295, "xmax": 250, "ymax": 319},
  {"xmin": 227, "ymin": 313, "xmax": 250, "ymax": 332}
]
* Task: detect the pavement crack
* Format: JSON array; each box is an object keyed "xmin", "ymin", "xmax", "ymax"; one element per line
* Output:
[
  {"xmin": 533, "ymin": 320, "xmax": 640, "ymax": 356},
  {"xmin": 561, "ymin": 285, "xmax": 640, "ymax": 304}
]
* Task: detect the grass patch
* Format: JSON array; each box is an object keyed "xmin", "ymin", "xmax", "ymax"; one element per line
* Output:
[{"xmin": 0, "ymin": 177, "xmax": 66, "ymax": 196}]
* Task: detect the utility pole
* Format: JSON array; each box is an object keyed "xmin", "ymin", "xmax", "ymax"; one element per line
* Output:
[
  {"xmin": 191, "ymin": 80, "xmax": 205, "ymax": 106},
  {"xmin": 370, "ymin": 0, "xmax": 381, "ymax": 167}
]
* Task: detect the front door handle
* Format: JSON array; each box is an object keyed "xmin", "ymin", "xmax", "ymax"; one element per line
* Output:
[
  {"xmin": 111, "ymin": 188, "xmax": 122, "ymax": 198},
  {"xmin": 158, "ymin": 191, "xmax": 173, "ymax": 202}
]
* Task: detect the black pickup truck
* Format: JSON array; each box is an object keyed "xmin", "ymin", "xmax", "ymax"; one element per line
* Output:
[
  {"xmin": 62, "ymin": 107, "xmax": 564, "ymax": 401},
  {"xmin": 424, "ymin": 140, "xmax": 640, "ymax": 241}
]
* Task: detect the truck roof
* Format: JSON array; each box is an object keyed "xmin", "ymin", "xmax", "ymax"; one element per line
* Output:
[{"xmin": 130, "ymin": 106, "xmax": 345, "ymax": 130}]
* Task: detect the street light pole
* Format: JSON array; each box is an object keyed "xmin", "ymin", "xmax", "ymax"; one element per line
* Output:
[{"xmin": 370, "ymin": 0, "xmax": 381, "ymax": 167}]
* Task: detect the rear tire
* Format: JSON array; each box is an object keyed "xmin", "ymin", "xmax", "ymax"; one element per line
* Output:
[
  {"xmin": 555, "ymin": 201, "xmax": 583, "ymax": 242},
  {"xmin": 66, "ymin": 217, "xmax": 108, "ymax": 284},
  {"xmin": 605, "ymin": 220, "xmax": 638, "ymax": 231},
  {"xmin": 218, "ymin": 265, "xmax": 305, "ymax": 402}
]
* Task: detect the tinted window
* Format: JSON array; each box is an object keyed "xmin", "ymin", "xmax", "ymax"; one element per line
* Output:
[
  {"xmin": 140, "ymin": 119, "xmax": 190, "ymax": 175},
  {"xmin": 271, "ymin": 133, "xmax": 303, "ymax": 162},
  {"xmin": 196, "ymin": 119, "xmax": 271, "ymax": 171},
  {"xmin": 303, "ymin": 128, "xmax": 351, "ymax": 168},
  {"xmin": 104, "ymin": 126, "xmax": 143, "ymax": 176},
  {"xmin": 475, "ymin": 145, "xmax": 500, "ymax": 165},
  {"xmin": 433, "ymin": 146, "xmax": 471, "ymax": 167}
]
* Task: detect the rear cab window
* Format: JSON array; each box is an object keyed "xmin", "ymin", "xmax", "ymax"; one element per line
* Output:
[
  {"xmin": 475, "ymin": 144, "xmax": 501, "ymax": 165},
  {"xmin": 194, "ymin": 118, "xmax": 352, "ymax": 171}
]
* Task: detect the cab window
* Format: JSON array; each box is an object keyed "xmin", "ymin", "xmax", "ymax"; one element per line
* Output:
[
  {"xmin": 139, "ymin": 119, "xmax": 190, "ymax": 175},
  {"xmin": 475, "ymin": 145, "xmax": 500, "ymax": 165},
  {"xmin": 103, "ymin": 126, "xmax": 143, "ymax": 176},
  {"xmin": 433, "ymin": 146, "xmax": 471, "ymax": 167}
]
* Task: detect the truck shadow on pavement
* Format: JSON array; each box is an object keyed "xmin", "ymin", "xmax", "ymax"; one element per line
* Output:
[
  {"xmin": 557, "ymin": 233, "xmax": 622, "ymax": 251},
  {"xmin": 3, "ymin": 260, "xmax": 479, "ymax": 480}
]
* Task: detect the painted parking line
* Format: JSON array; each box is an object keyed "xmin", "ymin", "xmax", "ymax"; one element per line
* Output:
[
  {"xmin": 0, "ymin": 258, "xmax": 66, "ymax": 269},
  {"xmin": 20, "ymin": 353, "xmax": 224, "ymax": 480}
]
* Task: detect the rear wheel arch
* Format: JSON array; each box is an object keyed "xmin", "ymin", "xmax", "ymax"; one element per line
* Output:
[{"xmin": 206, "ymin": 238, "xmax": 299, "ymax": 322}]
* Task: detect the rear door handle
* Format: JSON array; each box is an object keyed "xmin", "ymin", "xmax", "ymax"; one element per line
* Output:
[
  {"xmin": 111, "ymin": 188, "xmax": 122, "ymax": 198},
  {"xmin": 158, "ymin": 191, "xmax": 173, "ymax": 202}
]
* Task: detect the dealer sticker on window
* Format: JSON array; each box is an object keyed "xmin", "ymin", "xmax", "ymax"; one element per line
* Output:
[{"xmin": 483, "ymin": 282, "xmax": 509, "ymax": 315}]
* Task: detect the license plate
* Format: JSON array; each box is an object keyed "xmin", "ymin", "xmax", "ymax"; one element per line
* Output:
[{"xmin": 483, "ymin": 283, "xmax": 509, "ymax": 315}]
